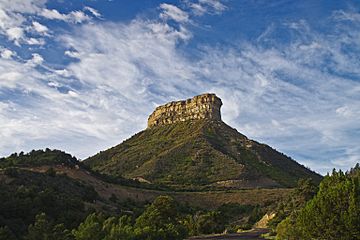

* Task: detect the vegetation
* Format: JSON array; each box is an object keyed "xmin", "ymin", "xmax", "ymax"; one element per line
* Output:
[
  {"xmin": 0, "ymin": 149, "xmax": 78, "ymax": 168},
  {"xmin": 273, "ymin": 164, "xmax": 360, "ymax": 239},
  {"xmin": 0, "ymin": 187, "xmax": 265, "ymax": 240},
  {"xmin": 268, "ymin": 178, "xmax": 318, "ymax": 232},
  {"xmin": 0, "ymin": 168, "xmax": 97, "ymax": 238},
  {"xmin": 2, "ymin": 146, "xmax": 358, "ymax": 239},
  {"xmin": 0, "ymin": 149, "xmax": 273, "ymax": 239}
]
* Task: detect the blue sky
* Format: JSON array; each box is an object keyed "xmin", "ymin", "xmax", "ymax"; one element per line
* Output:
[{"xmin": 0, "ymin": 0, "xmax": 359, "ymax": 175}]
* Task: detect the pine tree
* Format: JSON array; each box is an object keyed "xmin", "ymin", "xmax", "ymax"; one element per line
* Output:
[{"xmin": 276, "ymin": 167, "xmax": 360, "ymax": 240}]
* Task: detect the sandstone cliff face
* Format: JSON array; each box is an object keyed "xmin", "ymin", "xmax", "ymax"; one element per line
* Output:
[{"xmin": 147, "ymin": 93, "xmax": 222, "ymax": 128}]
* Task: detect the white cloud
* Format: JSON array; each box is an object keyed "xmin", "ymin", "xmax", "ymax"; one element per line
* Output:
[
  {"xmin": 27, "ymin": 37, "xmax": 45, "ymax": 45},
  {"xmin": 333, "ymin": 10, "xmax": 360, "ymax": 22},
  {"xmin": 160, "ymin": 3, "xmax": 189, "ymax": 23},
  {"xmin": 67, "ymin": 11, "xmax": 91, "ymax": 23},
  {"xmin": 28, "ymin": 53, "xmax": 44, "ymax": 65},
  {"xmin": 199, "ymin": 0, "xmax": 226, "ymax": 12},
  {"xmin": 0, "ymin": 0, "xmax": 96, "ymax": 45},
  {"xmin": 31, "ymin": 21, "xmax": 48, "ymax": 34},
  {"xmin": 65, "ymin": 50, "xmax": 81, "ymax": 58},
  {"xmin": 40, "ymin": 8, "xmax": 67, "ymax": 20},
  {"xmin": 40, "ymin": 9, "xmax": 91, "ymax": 23},
  {"xmin": 6, "ymin": 27, "xmax": 24, "ymax": 43},
  {"xmin": 330, "ymin": 146, "xmax": 360, "ymax": 171},
  {"xmin": 188, "ymin": 0, "xmax": 226, "ymax": 16},
  {"xmin": 84, "ymin": 6, "xmax": 102, "ymax": 18},
  {"xmin": 336, "ymin": 106, "xmax": 355, "ymax": 118},
  {"xmin": 0, "ymin": 0, "xmax": 45, "ymax": 44},
  {"xmin": 53, "ymin": 69, "xmax": 70, "ymax": 77},
  {"xmin": 0, "ymin": 71, "xmax": 22, "ymax": 88},
  {"xmin": 188, "ymin": 3, "xmax": 206, "ymax": 16},
  {"xmin": 0, "ymin": 48, "xmax": 15, "ymax": 59}
]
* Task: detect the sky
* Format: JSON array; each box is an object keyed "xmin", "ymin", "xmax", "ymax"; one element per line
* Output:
[{"xmin": 0, "ymin": 0, "xmax": 359, "ymax": 175}]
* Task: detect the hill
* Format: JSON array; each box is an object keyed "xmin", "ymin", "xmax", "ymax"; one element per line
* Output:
[
  {"xmin": 0, "ymin": 167, "xmax": 98, "ymax": 237},
  {"xmin": 0, "ymin": 149, "xmax": 78, "ymax": 168},
  {"xmin": 0, "ymin": 149, "xmax": 292, "ymax": 238},
  {"xmin": 85, "ymin": 94, "xmax": 321, "ymax": 189}
]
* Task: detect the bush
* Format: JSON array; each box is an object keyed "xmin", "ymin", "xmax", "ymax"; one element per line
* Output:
[{"xmin": 4, "ymin": 168, "xmax": 18, "ymax": 177}]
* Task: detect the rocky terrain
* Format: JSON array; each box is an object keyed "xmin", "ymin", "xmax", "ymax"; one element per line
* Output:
[{"xmin": 148, "ymin": 93, "xmax": 222, "ymax": 128}]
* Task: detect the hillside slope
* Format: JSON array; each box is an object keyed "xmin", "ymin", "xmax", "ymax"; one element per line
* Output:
[
  {"xmin": 0, "ymin": 149, "xmax": 292, "ymax": 213},
  {"xmin": 85, "ymin": 120, "xmax": 321, "ymax": 189}
]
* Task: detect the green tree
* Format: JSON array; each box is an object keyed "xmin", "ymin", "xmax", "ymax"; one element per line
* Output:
[
  {"xmin": 26, "ymin": 213, "xmax": 53, "ymax": 240},
  {"xmin": 276, "ymin": 216, "xmax": 298, "ymax": 240},
  {"xmin": 102, "ymin": 215, "xmax": 135, "ymax": 240},
  {"xmin": 25, "ymin": 213, "xmax": 73, "ymax": 240},
  {"xmin": 0, "ymin": 226, "xmax": 17, "ymax": 240},
  {"xmin": 197, "ymin": 211, "xmax": 223, "ymax": 234},
  {"xmin": 52, "ymin": 224, "xmax": 74, "ymax": 240},
  {"xmin": 277, "ymin": 169, "xmax": 360, "ymax": 240},
  {"xmin": 269, "ymin": 178, "xmax": 318, "ymax": 232},
  {"xmin": 135, "ymin": 195, "xmax": 187, "ymax": 240},
  {"xmin": 72, "ymin": 213, "xmax": 105, "ymax": 240}
]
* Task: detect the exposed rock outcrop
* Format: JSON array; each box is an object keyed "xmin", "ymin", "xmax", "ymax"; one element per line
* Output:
[
  {"xmin": 254, "ymin": 213, "xmax": 276, "ymax": 228},
  {"xmin": 147, "ymin": 93, "xmax": 222, "ymax": 128}
]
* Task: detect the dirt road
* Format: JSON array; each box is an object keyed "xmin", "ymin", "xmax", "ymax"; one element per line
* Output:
[{"xmin": 188, "ymin": 228, "xmax": 269, "ymax": 240}]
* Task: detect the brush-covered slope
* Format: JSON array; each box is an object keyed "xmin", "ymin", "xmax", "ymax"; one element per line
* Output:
[
  {"xmin": 0, "ymin": 167, "xmax": 98, "ymax": 237},
  {"xmin": 0, "ymin": 149, "xmax": 78, "ymax": 168},
  {"xmin": 84, "ymin": 120, "xmax": 321, "ymax": 189}
]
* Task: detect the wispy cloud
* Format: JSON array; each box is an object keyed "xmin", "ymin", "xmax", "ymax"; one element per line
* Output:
[
  {"xmin": 84, "ymin": 6, "xmax": 102, "ymax": 19},
  {"xmin": 160, "ymin": 3, "xmax": 189, "ymax": 23},
  {"xmin": 0, "ymin": 0, "xmax": 96, "ymax": 45},
  {"xmin": 187, "ymin": 0, "xmax": 227, "ymax": 16},
  {"xmin": 40, "ymin": 9, "xmax": 91, "ymax": 23},
  {"xmin": 0, "ymin": 1, "xmax": 359, "ymax": 175}
]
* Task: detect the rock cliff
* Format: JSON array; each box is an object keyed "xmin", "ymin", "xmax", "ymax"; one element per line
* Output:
[{"xmin": 147, "ymin": 93, "xmax": 222, "ymax": 128}]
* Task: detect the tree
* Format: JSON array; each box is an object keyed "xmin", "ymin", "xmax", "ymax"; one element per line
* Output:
[
  {"xmin": 102, "ymin": 215, "xmax": 135, "ymax": 240},
  {"xmin": 26, "ymin": 213, "xmax": 53, "ymax": 240},
  {"xmin": 25, "ymin": 213, "xmax": 74, "ymax": 240},
  {"xmin": 0, "ymin": 226, "xmax": 17, "ymax": 240},
  {"xmin": 277, "ymin": 169, "xmax": 360, "ymax": 240},
  {"xmin": 269, "ymin": 178, "xmax": 318, "ymax": 232},
  {"xmin": 136, "ymin": 196, "xmax": 178, "ymax": 228},
  {"xmin": 197, "ymin": 211, "xmax": 224, "ymax": 234},
  {"xmin": 72, "ymin": 213, "xmax": 105, "ymax": 240},
  {"xmin": 135, "ymin": 195, "xmax": 187, "ymax": 240},
  {"xmin": 52, "ymin": 224, "xmax": 74, "ymax": 240}
]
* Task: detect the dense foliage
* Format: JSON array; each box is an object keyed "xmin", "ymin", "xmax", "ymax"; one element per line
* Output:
[
  {"xmin": 268, "ymin": 178, "xmax": 318, "ymax": 231},
  {"xmin": 0, "ymin": 168, "xmax": 98, "ymax": 238},
  {"xmin": 69, "ymin": 197, "xmax": 264, "ymax": 240},
  {"xmin": 0, "ymin": 183, "xmax": 264, "ymax": 240},
  {"xmin": 275, "ymin": 165, "xmax": 360, "ymax": 240}
]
